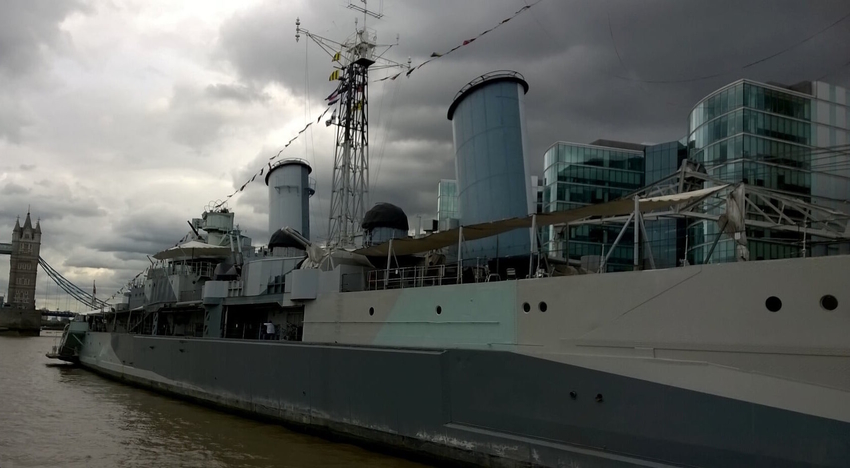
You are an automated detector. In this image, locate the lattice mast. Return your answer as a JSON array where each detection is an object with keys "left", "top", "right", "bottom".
[{"left": 297, "top": 1, "right": 408, "bottom": 248}]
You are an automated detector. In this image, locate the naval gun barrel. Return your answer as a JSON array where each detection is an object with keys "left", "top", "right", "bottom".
[
  {"left": 282, "top": 226, "right": 328, "bottom": 268},
  {"left": 282, "top": 227, "right": 311, "bottom": 248}
]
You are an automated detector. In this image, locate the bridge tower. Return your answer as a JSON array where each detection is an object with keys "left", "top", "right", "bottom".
[{"left": 8, "top": 211, "right": 41, "bottom": 310}]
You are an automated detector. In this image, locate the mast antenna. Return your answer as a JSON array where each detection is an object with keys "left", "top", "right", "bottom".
[
  {"left": 297, "top": 0, "right": 407, "bottom": 249},
  {"left": 348, "top": 0, "right": 384, "bottom": 20}
]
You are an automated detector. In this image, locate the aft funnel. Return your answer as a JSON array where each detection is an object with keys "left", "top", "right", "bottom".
[
  {"left": 448, "top": 71, "right": 533, "bottom": 260},
  {"left": 265, "top": 159, "right": 315, "bottom": 241}
]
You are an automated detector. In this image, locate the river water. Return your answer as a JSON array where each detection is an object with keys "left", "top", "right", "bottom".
[{"left": 0, "top": 334, "right": 431, "bottom": 468}]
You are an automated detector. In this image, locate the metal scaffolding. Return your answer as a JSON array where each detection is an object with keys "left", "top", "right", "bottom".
[
  {"left": 564, "top": 160, "right": 850, "bottom": 270},
  {"left": 297, "top": 1, "right": 409, "bottom": 248}
]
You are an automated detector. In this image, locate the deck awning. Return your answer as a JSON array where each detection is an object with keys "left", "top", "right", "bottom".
[
  {"left": 354, "top": 185, "right": 728, "bottom": 257},
  {"left": 153, "top": 240, "right": 232, "bottom": 260}
]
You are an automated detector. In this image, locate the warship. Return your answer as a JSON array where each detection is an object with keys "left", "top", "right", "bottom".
[{"left": 49, "top": 6, "right": 850, "bottom": 468}]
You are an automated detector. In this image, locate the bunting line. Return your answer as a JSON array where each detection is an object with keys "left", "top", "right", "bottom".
[
  {"left": 374, "top": 1, "right": 542, "bottom": 82},
  {"left": 105, "top": 269, "right": 148, "bottom": 303},
  {"left": 101, "top": 0, "right": 543, "bottom": 301},
  {"left": 317, "top": 107, "right": 330, "bottom": 123},
  {"left": 105, "top": 1, "right": 544, "bottom": 306},
  {"left": 214, "top": 115, "right": 325, "bottom": 208}
]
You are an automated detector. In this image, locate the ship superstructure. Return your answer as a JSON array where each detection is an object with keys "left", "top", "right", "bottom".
[
  {"left": 53, "top": 133, "right": 850, "bottom": 468},
  {"left": 59, "top": 203, "right": 850, "bottom": 467},
  {"left": 47, "top": 8, "right": 850, "bottom": 467}
]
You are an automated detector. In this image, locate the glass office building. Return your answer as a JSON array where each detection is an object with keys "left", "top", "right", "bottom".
[
  {"left": 539, "top": 80, "right": 849, "bottom": 271},
  {"left": 687, "top": 79, "right": 850, "bottom": 263},
  {"left": 438, "top": 176, "right": 542, "bottom": 231},
  {"left": 542, "top": 141, "right": 645, "bottom": 271},
  {"left": 531, "top": 175, "right": 544, "bottom": 214},
  {"left": 644, "top": 140, "right": 689, "bottom": 269},
  {"left": 437, "top": 179, "right": 459, "bottom": 231},
  {"left": 645, "top": 140, "right": 689, "bottom": 185}
]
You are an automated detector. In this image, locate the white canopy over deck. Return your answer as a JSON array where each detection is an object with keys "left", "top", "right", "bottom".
[{"left": 354, "top": 185, "right": 729, "bottom": 257}]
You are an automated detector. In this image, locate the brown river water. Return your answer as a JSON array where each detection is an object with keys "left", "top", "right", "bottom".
[{"left": 0, "top": 333, "right": 433, "bottom": 468}]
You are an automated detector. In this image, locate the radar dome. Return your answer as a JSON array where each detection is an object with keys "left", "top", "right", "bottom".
[{"left": 362, "top": 203, "right": 409, "bottom": 232}]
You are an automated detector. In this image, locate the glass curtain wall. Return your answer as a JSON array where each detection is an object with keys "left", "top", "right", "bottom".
[
  {"left": 543, "top": 142, "right": 644, "bottom": 271},
  {"left": 644, "top": 141, "right": 689, "bottom": 269},
  {"left": 437, "top": 179, "right": 459, "bottom": 231},
  {"left": 687, "top": 81, "right": 817, "bottom": 263}
]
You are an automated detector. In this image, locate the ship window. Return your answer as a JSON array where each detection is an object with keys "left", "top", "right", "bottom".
[
  {"left": 765, "top": 296, "right": 782, "bottom": 312},
  {"left": 538, "top": 301, "right": 548, "bottom": 312},
  {"left": 522, "top": 302, "right": 531, "bottom": 313},
  {"left": 436, "top": 305, "right": 442, "bottom": 315},
  {"left": 820, "top": 295, "right": 838, "bottom": 311},
  {"left": 369, "top": 307, "right": 374, "bottom": 316}
]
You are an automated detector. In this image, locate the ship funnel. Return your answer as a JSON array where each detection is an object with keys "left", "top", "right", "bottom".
[
  {"left": 447, "top": 70, "right": 532, "bottom": 260},
  {"left": 265, "top": 159, "right": 315, "bottom": 241}
]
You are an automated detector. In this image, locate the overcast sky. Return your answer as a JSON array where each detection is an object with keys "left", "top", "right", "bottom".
[{"left": 2, "top": 0, "right": 849, "bottom": 310}]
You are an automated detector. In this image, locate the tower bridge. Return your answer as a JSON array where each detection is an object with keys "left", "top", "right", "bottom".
[{"left": 1, "top": 211, "right": 105, "bottom": 335}]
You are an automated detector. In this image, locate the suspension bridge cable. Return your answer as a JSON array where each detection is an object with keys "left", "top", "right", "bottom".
[{"left": 37, "top": 257, "right": 108, "bottom": 309}]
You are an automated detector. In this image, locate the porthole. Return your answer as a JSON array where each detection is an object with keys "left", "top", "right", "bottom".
[
  {"left": 765, "top": 296, "right": 782, "bottom": 312},
  {"left": 538, "top": 301, "right": 548, "bottom": 312},
  {"left": 522, "top": 302, "right": 531, "bottom": 313},
  {"left": 369, "top": 307, "right": 374, "bottom": 316},
  {"left": 436, "top": 305, "right": 442, "bottom": 315},
  {"left": 820, "top": 295, "right": 838, "bottom": 311},
  {"left": 569, "top": 391, "right": 577, "bottom": 400},
  {"left": 595, "top": 393, "right": 604, "bottom": 403}
]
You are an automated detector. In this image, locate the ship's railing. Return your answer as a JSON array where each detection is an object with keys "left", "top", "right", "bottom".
[
  {"left": 359, "top": 258, "right": 533, "bottom": 292},
  {"left": 148, "top": 262, "right": 214, "bottom": 280},
  {"left": 366, "top": 265, "right": 455, "bottom": 291}
]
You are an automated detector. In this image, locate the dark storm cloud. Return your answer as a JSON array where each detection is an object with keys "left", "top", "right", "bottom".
[
  {"left": 167, "top": 84, "right": 252, "bottom": 151},
  {"left": 62, "top": 253, "right": 145, "bottom": 271},
  {"left": 0, "top": 0, "right": 87, "bottom": 78},
  {"left": 210, "top": 1, "right": 850, "bottom": 232},
  {"left": 0, "top": 1, "right": 88, "bottom": 143},
  {"left": 216, "top": 1, "right": 345, "bottom": 89},
  {"left": 53, "top": 248, "right": 149, "bottom": 299},
  {"left": 3, "top": 0, "right": 850, "bottom": 302},
  {"left": 94, "top": 206, "right": 192, "bottom": 256},
  {"left": 0, "top": 88, "right": 33, "bottom": 143},
  {"left": 369, "top": 139, "right": 456, "bottom": 222},
  {"left": 214, "top": 0, "right": 850, "bottom": 235},
  {"left": 235, "top": 136, "right": 456, "bottom": 241},
  {"left": 0, "top": 181, "right": 105, "bottom": 222},
  {"left": 113, "top": 251, "right": 149, "bottom": 262},
  {"left": 218, "top": 0, "right": 850, "bottom": 124}
]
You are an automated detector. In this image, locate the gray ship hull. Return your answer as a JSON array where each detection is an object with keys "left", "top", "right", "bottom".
[{"left": 79, "top": 331, "right": 849, "bottom": 467}]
